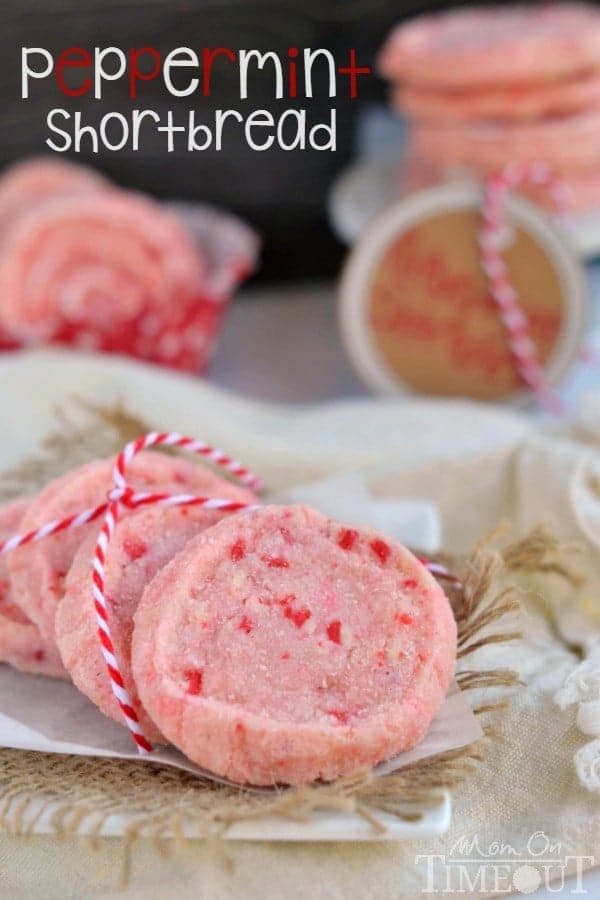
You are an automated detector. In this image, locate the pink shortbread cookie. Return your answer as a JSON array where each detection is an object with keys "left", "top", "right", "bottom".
[
  {"left": 132, "top": 505, "right": 457, "bottom": 786},
  {"left": 0, "top": 190, "right": 205, "bottom": 346},
  {"left": 394, "top": 72, "right": 600, "bottom": 122},
  {"left": 399, "top": 156, "right": 600, "bottom": 215},
  {"left": 557, "top": 169, "right": 600, "bottom": 214},
  {"left": 56, "top": 484, "right": 256, "bottom": 741},
  {"left": 378, "top": 4, "right": 600, "bottom": 89},
  {"left": 0, "top": 499, "right": 66, "bottom": 678},
  {"left": 9, "top": 452, "right": 246, "bottom": 643},
  {"left": 409, "top": 107, "right": 600, "bottom": 173},
  {"left": 0, "top": 157, "right": 108, "bottom": 242}
]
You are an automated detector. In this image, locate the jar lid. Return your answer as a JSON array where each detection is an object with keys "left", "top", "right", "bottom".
[{"left": 338, "top": 182, "right": 587, "bottom": 403}]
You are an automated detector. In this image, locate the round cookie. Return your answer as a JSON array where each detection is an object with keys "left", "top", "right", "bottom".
[
  {"left": 394, "top": 73, "right": 600, "bottom": 123},
  {"left": 559, "top": 169, "right": 600, "bottom": 214},
  {"left": 378, "top": 4, "right": 600, "bottom": 89},
  {"left": 9, "top": 452, "right": 248, "bottom": 643},
  {"left": 0, "top": 157, "right": 108, "bottom": 242},
  {"left": 56, "top": 482, "right": 256, "bottom": 740},
  {"left": 132, "top": 504, "right": 457, "bottom": 785},
  {"left": 0, "top": 499, "right": 66, "bottom": 678},
  {"left": 0, "top": 190, "right": 205, "bottom": 343},
  {"left": 486, "top": 166, "right": 600, "bottom": 215},
  {"left": 410, "top": 108, "right": 600, "bottom": 173},
  {"left": 398, "top": 157, "right": 600, "bottom": 215}
]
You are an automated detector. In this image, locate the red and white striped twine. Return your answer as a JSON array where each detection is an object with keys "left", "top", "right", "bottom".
[
  {"left": 93, "top": 431, "right": 263, "bottom": 753},
  {"left": 111, "top": 431, "right": 262, "bottom": 495},
  {"left": 416, "top": 556, "right": 462, "bottom": 587},
  {"left": 480, "top": 162, "right": 569, "bottom": 416},
  {"left": 0, "top": 431, "right": 462, "bottom": 753},
  {"left": 0, "top": 501, "right": 109, "bottom": 557}
]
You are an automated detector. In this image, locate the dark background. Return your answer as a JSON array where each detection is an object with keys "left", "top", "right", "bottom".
[{"left": 1, "top": 1, "right": 590, "bottom": 281}]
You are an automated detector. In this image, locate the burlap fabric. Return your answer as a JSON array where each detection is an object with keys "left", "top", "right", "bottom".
[{"left": 0, "top": 351, "right": 597, "bottom": 899}]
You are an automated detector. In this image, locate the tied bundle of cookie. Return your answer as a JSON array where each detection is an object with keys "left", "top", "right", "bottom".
[
  {"left": 0, "top": 447, "right": 456, "bottom": 786},
  {"left": 378, "top": 3, "right": 600, "bottom": 217},
  {"left": 0, "top": 158, "right": 258, "bottom": 371}
]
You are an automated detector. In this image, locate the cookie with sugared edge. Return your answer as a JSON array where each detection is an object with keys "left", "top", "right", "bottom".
[
  {"left": 9, "top": 451, "right": 252, "bottom": 644},
  {"left": 0, "top": 157, "right": 108, "bottom": 242},
  {"left": 394, "top": 73, "right": 600, "bottom": 123},
  {"left": 56, "top": 481, "right": 256, "bottom": 741},
  {"left": 0, "top": 499, "right": 67, "bottom": 678},
  {"left": 399, "top": 155, "right": 600, "bottom": 215},
  {"left": 132, "top": 504, "right": 457, "bottom": 785},
  {"left": 378, "top": 4, "right": 600, "bottom": 89},
  {"left": 409, "top": 107, "right": 600, "bottom": 173}
]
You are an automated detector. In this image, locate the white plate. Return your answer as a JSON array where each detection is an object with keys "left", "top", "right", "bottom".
[
  {"left": 329, "top": 158, "right": 600, "bottom": 259},
  {"left": 0, "top": 348, "right": 458, "bottom": 842},
  {"left": 10, "top": 792, "right": 451, "bottom": 842}
]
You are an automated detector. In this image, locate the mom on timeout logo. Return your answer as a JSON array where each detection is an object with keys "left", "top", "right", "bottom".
[{"left": 415, "top": 831, "right": 594, "bottom": 894}]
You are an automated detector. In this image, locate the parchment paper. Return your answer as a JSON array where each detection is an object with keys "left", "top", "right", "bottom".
[{"left": 0, "top": 470, "right": 482, "bottom": 786}]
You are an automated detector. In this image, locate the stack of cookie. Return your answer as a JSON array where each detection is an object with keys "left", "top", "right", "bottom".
[
  {"left": 0, "top": 451, "right": 456, "bottom": 785},
  {"left": 378, "top": 3, "right": 600, "bottom": 215}
]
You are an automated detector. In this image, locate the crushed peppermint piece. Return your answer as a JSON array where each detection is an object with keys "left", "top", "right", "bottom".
[
  {"left": 185, "top": 669, "right": 203, "bottom": 695},
  {"left": 122, "top": 538, "right": 147, "bottom": 561},
  {"left": 370, "top": 538, "right": 391, "bottom": 564},
  {"left": 338, "top": 528, "right": 358, "bottom": 550},
  {"left": 326, "top": 620, "right": 342, "bottom": 644},
  {"left": 230, "top": 539, "right": 246, "bottom": 562}
]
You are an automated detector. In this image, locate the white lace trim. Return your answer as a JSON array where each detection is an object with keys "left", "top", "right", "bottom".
[{"left": 555, "top": 644, "right": 600, "bottom": 792}]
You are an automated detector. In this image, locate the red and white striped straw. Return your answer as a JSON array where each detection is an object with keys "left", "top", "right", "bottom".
[
  {"left": 0, "top": 430, "right": 463, "bottom": 754},
  {"left": 479, "top": 163, "right": 568, "bottom": 416}
]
